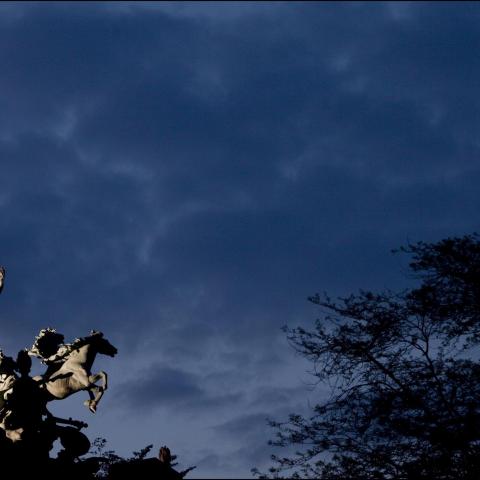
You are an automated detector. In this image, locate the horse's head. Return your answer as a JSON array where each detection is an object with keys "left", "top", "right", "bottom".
[{"left": 89, "top": 331, "right": 118, "bottom": 358}]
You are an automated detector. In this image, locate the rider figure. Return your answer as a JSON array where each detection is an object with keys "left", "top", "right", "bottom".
[{"left": 28, "top": 328, "right": 74, "bottom": 380}]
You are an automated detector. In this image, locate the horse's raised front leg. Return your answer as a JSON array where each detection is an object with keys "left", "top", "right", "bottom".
[
  {"left": 84, "top": 371, "right": 108, "bottom": 413},
  {"left": 90, "top": 371, "right": 107, "bottom": 391}
]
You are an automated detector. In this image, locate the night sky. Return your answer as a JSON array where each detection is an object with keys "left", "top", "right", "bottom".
[{"left": 1, "top": 2, "right": 479, "bottom": 478}]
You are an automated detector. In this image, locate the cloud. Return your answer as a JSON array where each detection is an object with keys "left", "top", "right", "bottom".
[{"left": 115, "top": 364, "right": 244, "bottom": 415}]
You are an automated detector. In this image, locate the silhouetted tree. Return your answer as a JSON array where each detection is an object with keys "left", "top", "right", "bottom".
[{"left": 256, "top": 234, "right": 480, "bottom": 479}]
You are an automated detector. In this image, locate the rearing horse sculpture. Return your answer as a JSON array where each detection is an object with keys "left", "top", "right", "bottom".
[{"left": 31, "top": 331, "right": 118, "bottom": 413}]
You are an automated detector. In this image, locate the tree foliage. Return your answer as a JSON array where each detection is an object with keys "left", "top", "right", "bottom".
[{"left": 257, "top": 234, "right": 480, "bottom": 479}]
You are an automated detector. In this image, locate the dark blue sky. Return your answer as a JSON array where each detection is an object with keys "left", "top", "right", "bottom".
[{"left": 1, "top": 2, "right": 479, "bottom": 477}]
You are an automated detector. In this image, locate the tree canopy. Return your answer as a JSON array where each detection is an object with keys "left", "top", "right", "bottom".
[{"left": 257, "top": 234, "right": 480, "bottom": 479}]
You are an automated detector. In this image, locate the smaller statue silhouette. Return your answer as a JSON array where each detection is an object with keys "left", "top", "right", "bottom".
[{"left": 0, "top": 266, "right": 5, "bottom": 294}]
